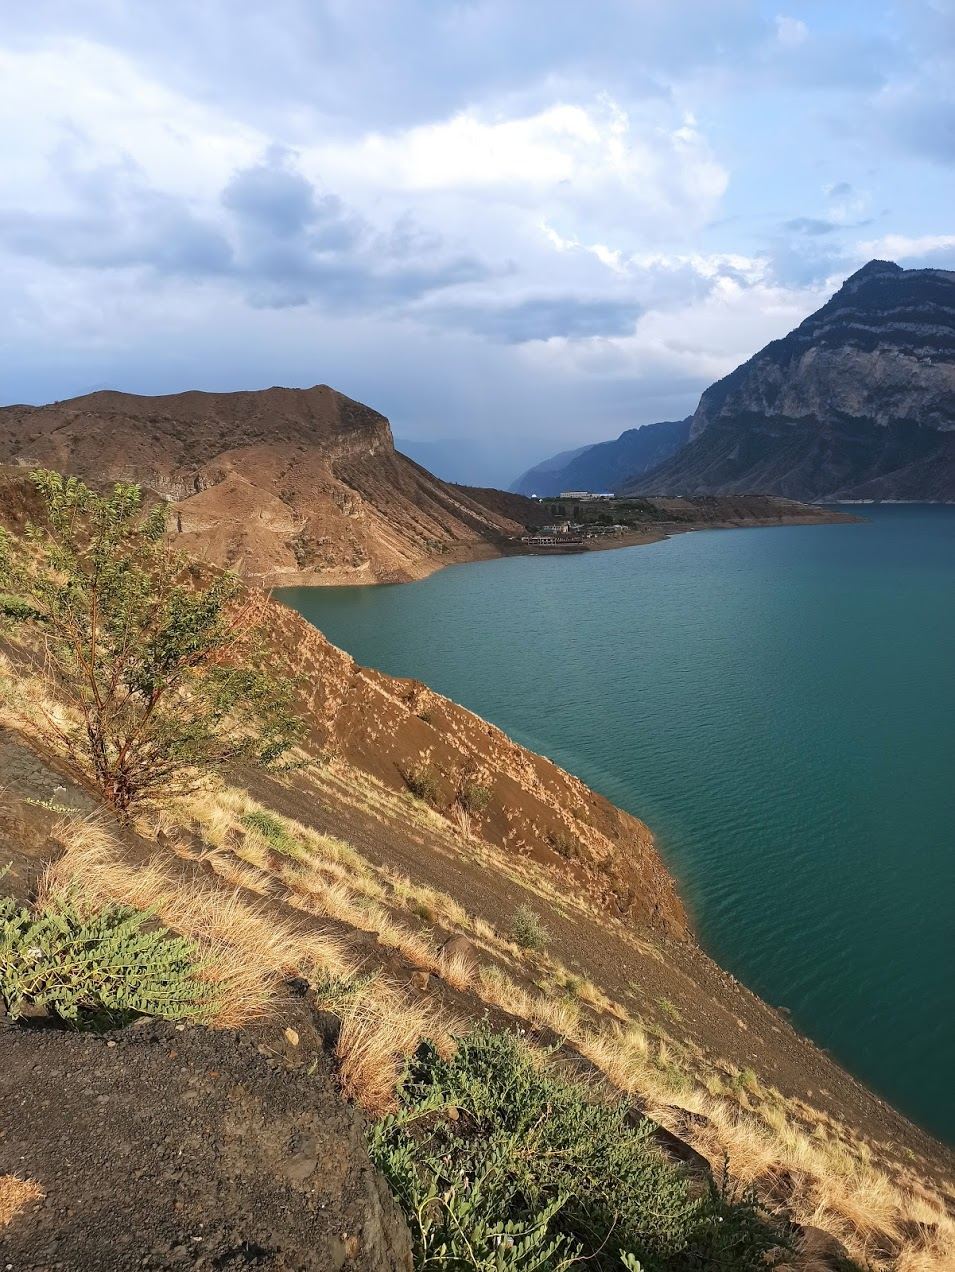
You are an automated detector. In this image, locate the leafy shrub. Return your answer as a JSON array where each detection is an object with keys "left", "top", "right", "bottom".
[
  {"left": 0, "top": 891, "right": 213, "bottom": 1026},
  {"left": 405, "top": 764, "right": 440, "bottom": 803},
  {"left": 458, "top": 782, "right": 491, "bottom": 815},
  {"left": 0, "top": 471, "right": 303, "bottom": 813},
  {"left": 548, "top": 829, "right": 578, "bottom": 860},
  {"left": 369, "top": 1028, "right": 778, "bottom": 1271},
  {"left": 511, "top": 904, "right": 548, "bottom": 951}
]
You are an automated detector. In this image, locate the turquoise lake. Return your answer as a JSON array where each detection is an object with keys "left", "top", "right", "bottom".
[{"left": 278, "top": 506, "right": 955, "bottom": 1146}]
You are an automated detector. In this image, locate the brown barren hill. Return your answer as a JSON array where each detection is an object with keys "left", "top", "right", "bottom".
[{"left": 0, "top": 385, "right": 523, "bottom": 585}]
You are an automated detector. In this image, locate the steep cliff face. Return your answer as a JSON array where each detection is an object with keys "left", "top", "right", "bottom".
[
  {"left": 627, "top": 260, "right": 955, "bottom": 501},
  {"left": 0, "top": 385, "right": 523, "bottom": 584},
  {"left": 513, "top": 418, "right": 691, "bottom": 496},
  {"left": 267, "top": 599, "right": 689, "bottom": 935}
]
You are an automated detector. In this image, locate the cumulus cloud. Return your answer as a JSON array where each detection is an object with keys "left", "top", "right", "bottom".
[{"left": 0, "top": 0, "right": 953, "bottom": 479}]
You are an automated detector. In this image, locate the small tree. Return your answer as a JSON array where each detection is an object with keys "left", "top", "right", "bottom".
[{"left": 0, "top": 471, "right": 303, "bottom": 813}]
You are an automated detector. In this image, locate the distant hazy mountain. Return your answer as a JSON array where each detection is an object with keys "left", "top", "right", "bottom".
[
  {"left": 626, "top": 260, "right": 955, "bottom": 502},
  {"left": 396, "top": 436, "right": 554, "bottom": 490},
  {"left": 512, "top": 419, "right": 691, "bottom": 496}
]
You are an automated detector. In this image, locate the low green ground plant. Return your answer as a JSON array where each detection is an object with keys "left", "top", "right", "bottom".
[
  {"left": 369, "top": 1028, "right": 780, "bottom": 1271},
  {"left": 0, "top": 887, "right": 213, "bottom": 1026},
  {"left": 241, "top": 809, "right": 308, "bottom": 860}
]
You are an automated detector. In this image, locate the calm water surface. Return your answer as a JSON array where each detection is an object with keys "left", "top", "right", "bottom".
[{"left": 278, "top": 507, "right": 955, "bottom": 1145}]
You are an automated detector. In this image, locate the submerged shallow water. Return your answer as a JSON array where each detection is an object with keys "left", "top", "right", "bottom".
[{"left": 278, "top": 506, "right": 955, "bottom": 1145}]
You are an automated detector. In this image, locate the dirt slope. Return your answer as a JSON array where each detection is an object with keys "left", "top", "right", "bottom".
[
  {"left": 266, "top": 599, "right": 688, "bottom": 934},
  {"left": 0, "top": 386, "right": 523, "bottom": 585},
  {"left": 0, "top": 1018, "right": 412, "bottom": 1272}
]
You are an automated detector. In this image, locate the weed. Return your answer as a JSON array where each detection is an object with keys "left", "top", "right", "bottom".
[
  {"left": 23, "top": 797, "right": 83, "bottom": 815},
  {"left": 370, "top": 1028, "right": 779, "bottom": 1271},
  {"left": 458, "top": 782, "right": 491, "bottom": 815},
  {"left": 511, "top": 904, "right": 548, "bottom": 951},
  {"left": 403, "top": 764, "right": 440, "bottom": 803},
  {"left": 548, "top": 828, "right": 578, "bottom": 860},
  {"left": 659, "top": 997, "right": 683, "bottom": 1022},
  {"left": 240, "top": 810, "right": 307, "bottom": 860},
  {"left": 0, "top": 890, "right": 214, "bottom": 1025}
]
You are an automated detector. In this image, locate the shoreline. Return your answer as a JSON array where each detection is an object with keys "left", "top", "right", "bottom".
[{"left": 268, "top": 506, "right": 861, "bottom": 588}]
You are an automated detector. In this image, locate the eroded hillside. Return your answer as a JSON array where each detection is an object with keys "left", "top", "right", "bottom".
[{"left": 0, "top": 385, "right": 523, "bottom": 585}]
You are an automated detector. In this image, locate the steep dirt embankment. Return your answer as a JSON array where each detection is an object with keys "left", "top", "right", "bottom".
[
  {"left": 0, "top": 386, "right": 523, "bottom": 586},
  {"left": 268, "top": 600, "right": 688, "bottom": 936}
]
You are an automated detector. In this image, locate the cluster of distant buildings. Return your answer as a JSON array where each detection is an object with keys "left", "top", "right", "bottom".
[{"left": 528, "top": 490, "right": 615, "bottom": 501}]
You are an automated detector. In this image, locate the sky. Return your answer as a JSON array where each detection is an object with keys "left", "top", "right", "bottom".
[{"left": 2, "top": 1, "right": 954, "bottom": 482}]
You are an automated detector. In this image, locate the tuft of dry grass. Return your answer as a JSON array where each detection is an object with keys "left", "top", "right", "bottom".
[
  {"left": 336, "top": 989, "right": 448, "bottom": 1115},
  {"left": 0, "top": 1176, "right": 44, "bottom": 1229},
  {"left": 43, "top": 818, "right": 356, "bottom": 1027},
  {"left": 436, "top": 946, "right": 476, "bottom": 991}
]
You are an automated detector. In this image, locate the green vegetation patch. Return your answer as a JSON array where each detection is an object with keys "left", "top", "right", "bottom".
[
  {"left": 0, "top": 887, "right": 214, "bottom": 1027},
  {"left": 511, "top": 903, "right": 549, "bottom": 951},
  {"left": 241, "top": 809, "right": 308, "bottom": 860},
  {"left": 369, "top": 1028, "right": 780, "bottom": 1271},
  {"left": 404, "top": 764, "right": 441, "bottom": 803}
]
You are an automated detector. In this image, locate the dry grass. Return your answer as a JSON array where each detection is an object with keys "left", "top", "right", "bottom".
[
  {"left": 0, "top": 1176, "right": 44, "bottom": 1229},
  {"left": 44, "top": 786, "right": 955, "bottom": 1269},
  {"left": 436, "top": 946, "right": 476, "bottom": 990},
  {"left": 336, "top": 989, "right": 448, "bottom": 1115},
  {"left": 43, "top": 818, "right": 356, "bottom": 1027}
]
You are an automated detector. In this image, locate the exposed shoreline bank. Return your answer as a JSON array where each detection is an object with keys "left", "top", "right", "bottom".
[{"left": 267, "top": 506, "right": 861, "bottom": 588}]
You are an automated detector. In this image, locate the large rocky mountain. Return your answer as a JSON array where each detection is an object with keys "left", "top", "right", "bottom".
[
  {"left": 512, "top": 418, "right": 691, "bottom": 495},
  {"left": 626, "top": 260, "right": 955, "bottom": 501},
  {"left": 0, "top": 385, "right": 522, "bottom": 585}
]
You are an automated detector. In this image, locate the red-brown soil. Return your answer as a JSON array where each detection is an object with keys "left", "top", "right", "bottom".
[{"left": 0, "top": 387, "right": 522, "bottom": 586}]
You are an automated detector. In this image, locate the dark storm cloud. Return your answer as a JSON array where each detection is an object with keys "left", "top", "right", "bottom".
[
  {"left": 432, "top": 295, "right": 643, "bottom": 343},
  {"left": 0, "top": 146, "right": 493, "bottom": 311},
  {"left": 0, "top": 153, "right": 233, "bottom": 277}
]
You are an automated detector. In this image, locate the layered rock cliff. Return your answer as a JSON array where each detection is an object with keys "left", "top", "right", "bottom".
[
  {"left": 626, "top": 260, "right": 955, "bottom": 501},
  {"left": 0, "top": 385, "right": 523, "bottom": 584}
]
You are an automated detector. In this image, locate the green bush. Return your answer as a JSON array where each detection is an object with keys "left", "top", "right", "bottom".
[
  {"left": 369, "top": 1028, "right": 779, "bottom": 1271},
  {"left": 405, "top": 764, "right": 440, "bottom": 803},
  {"left": 548, "top": 829, "right": 578, "bottom": 860},
  {"left": 0, "top": 471, "right": 303, "bottom": 814},
  {"left": 511, "top": 904, "right": 548, "bottom": 951},
  {"left": 458, "top": 782, "right": 492, "bottom": 815},
  {"left": 0, "top": 890, "right": 213, "bottom": 1026}
]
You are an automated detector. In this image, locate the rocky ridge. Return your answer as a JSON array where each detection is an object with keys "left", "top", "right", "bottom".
[
  {"left": 627, "top": 260, "right": 955, "bottom": 501},
  {"left": 0, "top": 385, "right": 523, "bottom": 585}
]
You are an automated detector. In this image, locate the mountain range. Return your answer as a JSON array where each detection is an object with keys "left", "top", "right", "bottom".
[
  {"left": 512, "top": 418, "right": 690, "bottom": 495},
  {"left": 521, "top": 260, "right": 955, "bottom": 503}
]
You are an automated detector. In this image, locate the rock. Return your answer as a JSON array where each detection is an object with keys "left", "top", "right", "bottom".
[
  {"left": 793, "top": 1223, "right": 853, "bottom": 1268},
  {"left": 624, "top": 1108, "right": 710, "bottom": 1176},
  {"left": 439, "top": 935, "right": 478, "bottom": 967},
  {"left": 284, "top": 1027, "right": 300, "bottom": 1047},
  {"left": 409, "top": 971, "right": 431, "bottom": 992},
  {"left": 629, "top": 259, "right": 955, "bottom": 502}
]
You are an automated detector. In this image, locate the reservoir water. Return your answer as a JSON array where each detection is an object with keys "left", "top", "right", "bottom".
[{"left": 278, "top": 506, "right": 955, "bottom": 1146}]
